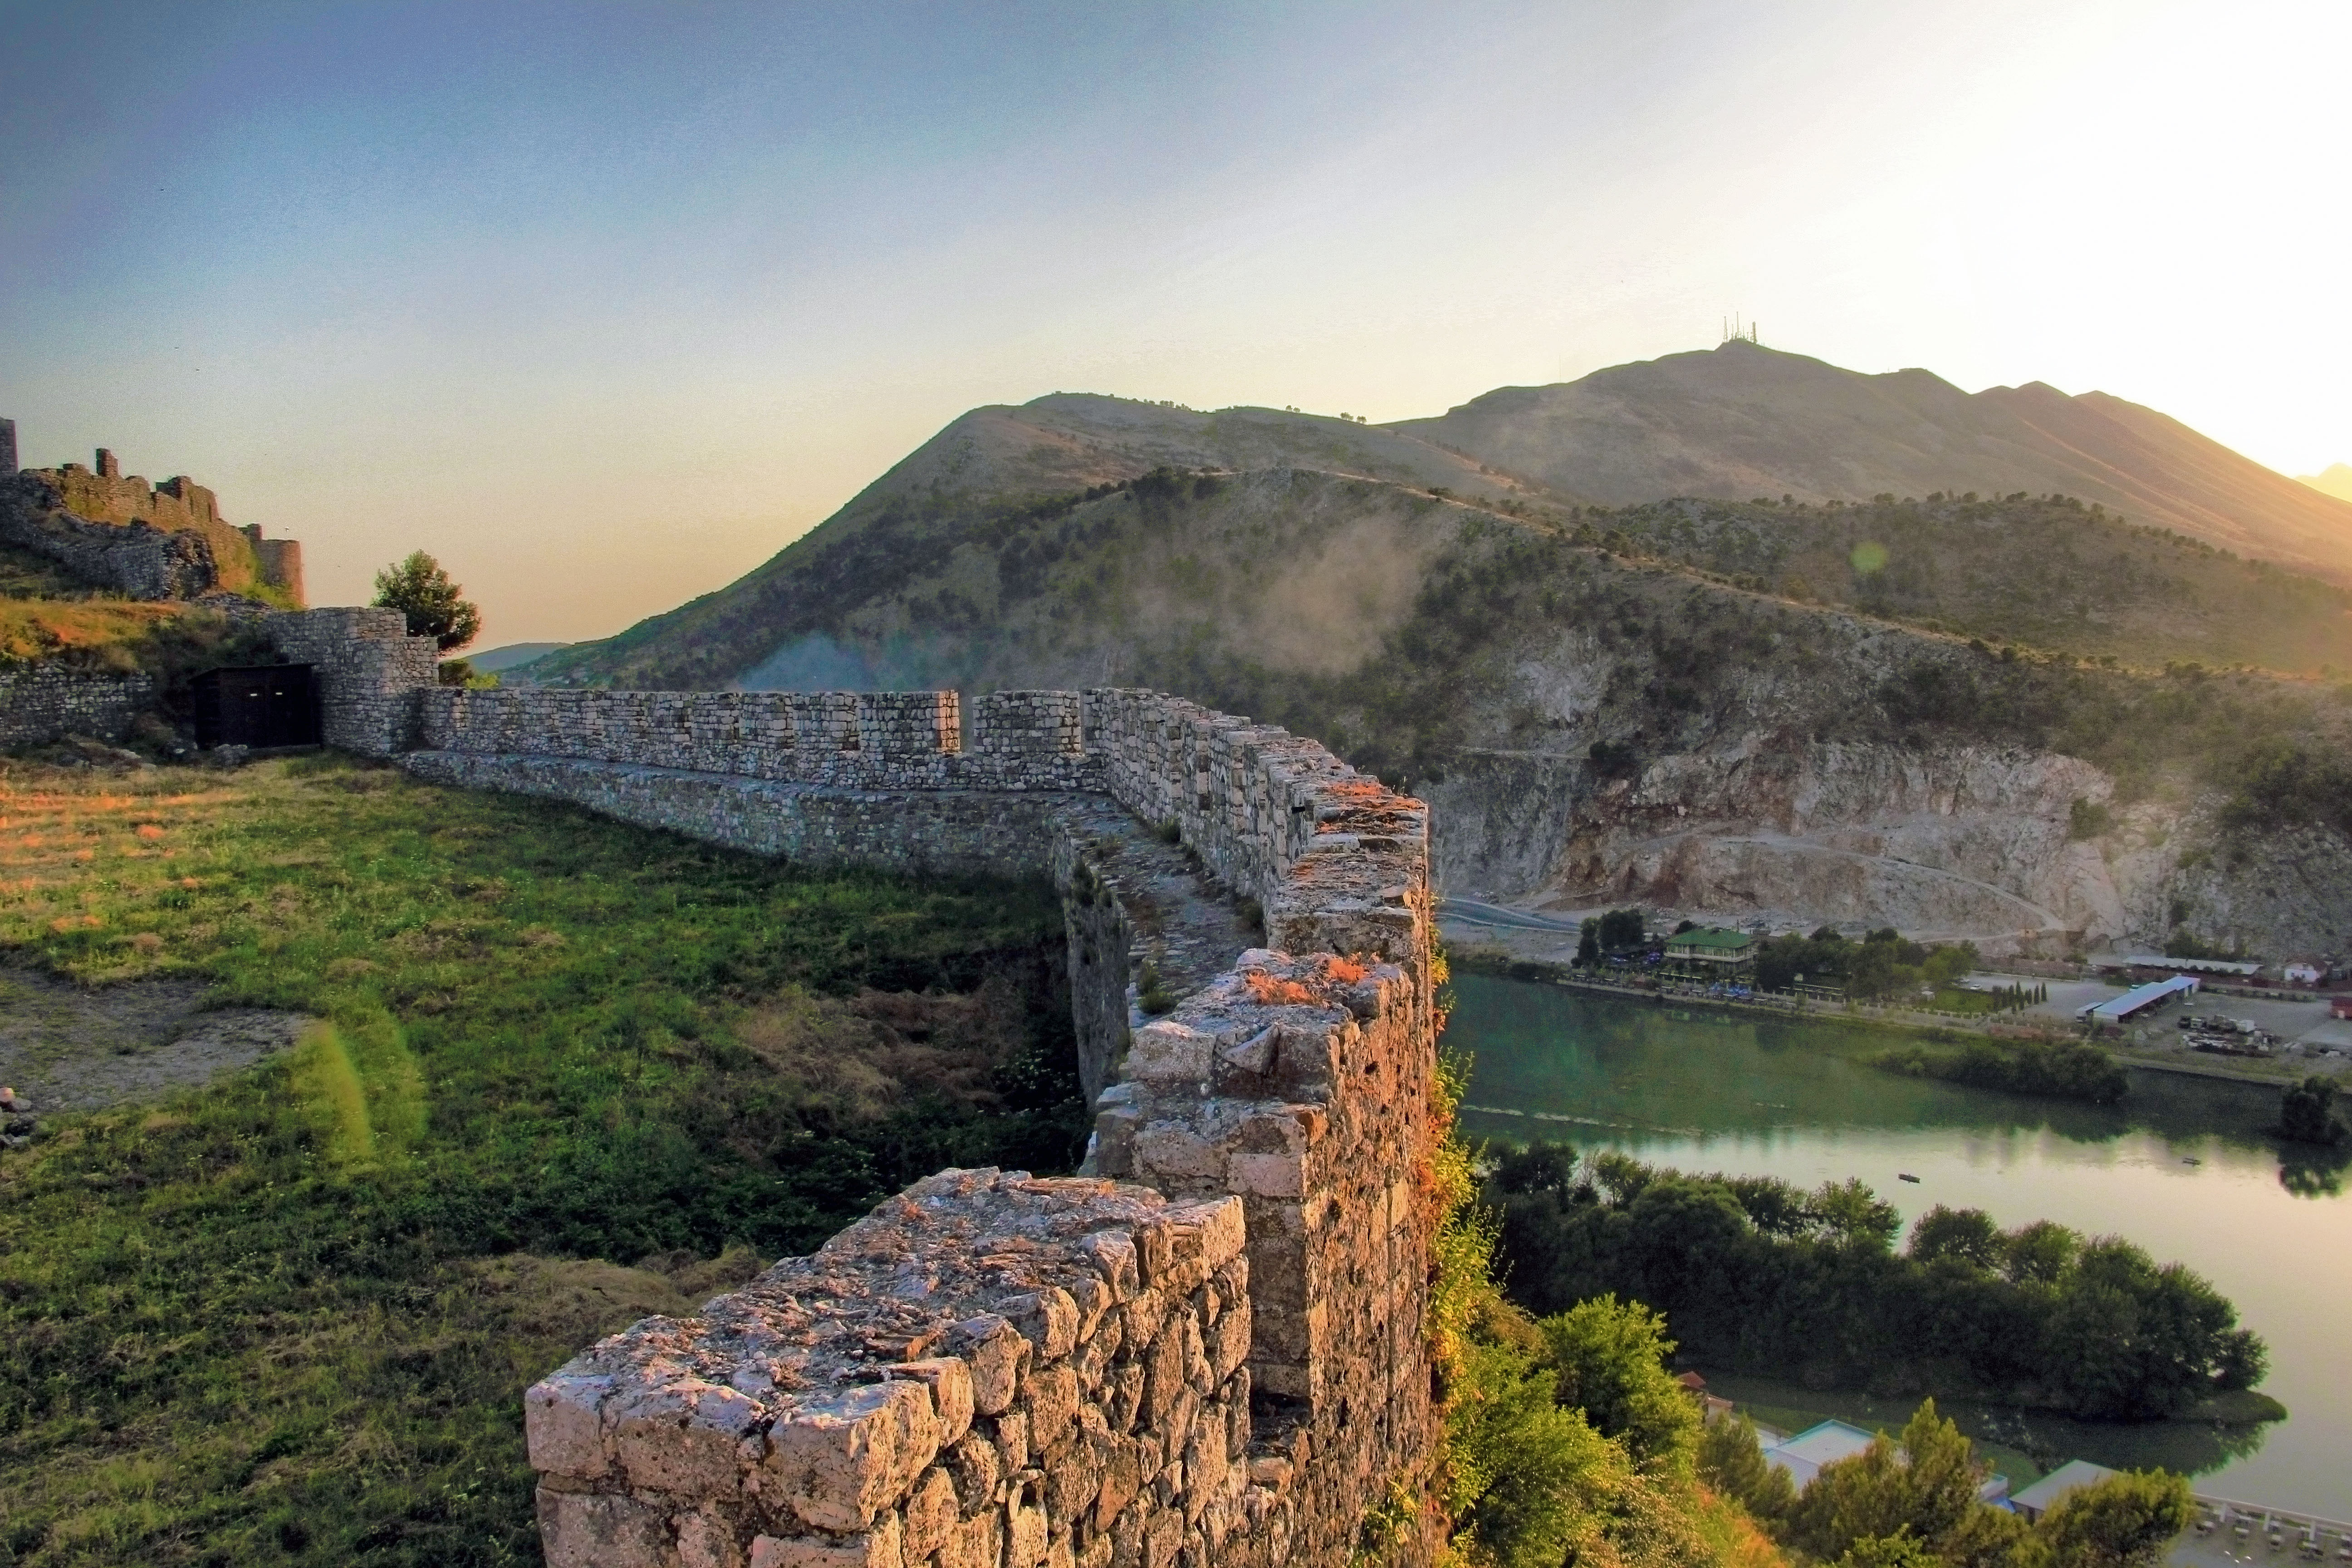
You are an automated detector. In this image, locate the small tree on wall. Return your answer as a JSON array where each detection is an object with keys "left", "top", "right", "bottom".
[{"left": 372, "top": 551, "right": 481, "bottom": 652}]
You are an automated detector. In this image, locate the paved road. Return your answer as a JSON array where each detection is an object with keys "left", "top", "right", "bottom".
[{"left": 1438, "top": 898, "right": 1586, "bottom": 933}]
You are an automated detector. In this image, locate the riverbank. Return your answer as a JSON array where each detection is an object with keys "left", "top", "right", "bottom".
[
  {"left": 1445, "top": 973, "right": 2347, "bottom": 1514},
  {"left": 1702, "top": 1373, "right": 2285, "bottom": 1498},
  {"left": 1445, "top": 942, "right": 2312, "bottom": 1090}
]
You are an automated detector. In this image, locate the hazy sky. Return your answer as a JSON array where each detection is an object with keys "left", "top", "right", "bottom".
[{"left": 3, "top": 0, "right": 2345, "bottom": 644}]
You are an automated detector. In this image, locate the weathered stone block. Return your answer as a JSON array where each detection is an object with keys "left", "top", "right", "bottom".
[
  {"left": 766, "top": 1381, "right": 940, "bottom": 1531},
  {"left": 1077, "top": 1232, "right": 1137, "bottom": 1303},
  {"left": 538, "top": 1487, "right": 673, "bottom": 1568},
  {"left": 903, "top": 1465, "right": 960, "bottom": 1560},
  {"left": 1003, "top": 1288, "right": 1080, "bottom": 1361},
  {"left": 1023, "top": 1362, "right": 1081, "bottom": 1455},
  {"left": 1126, "top": 1020, "right": 1211, "bottom": 1085},
  {"left": 751, "top": 1513, "right": 903, "bottom": 1568},
  {"left": 611, "top": 1376, "right": 765, "bottom": 1497},
  {"left": 952, "top": 1315, "right": 1033, "bottom": 1416},
  {"left": 525, "top": 1371, "right": 615, "bottom": 1480},
  {"left": 897, "top": 1359, "right": 975, "bottom": 1446}
]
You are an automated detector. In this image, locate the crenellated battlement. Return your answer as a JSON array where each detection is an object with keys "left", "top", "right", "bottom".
[{"left": 0, "top": 422, "right": 304, "bottom": 603}]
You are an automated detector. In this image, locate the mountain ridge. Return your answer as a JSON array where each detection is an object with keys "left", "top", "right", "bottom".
[
  {"left": 2300, "top": 463, "right": 2352, "bottom": 504},
  {"left": 1393, "top": 340, "right": 2352, "bottom": 582}
]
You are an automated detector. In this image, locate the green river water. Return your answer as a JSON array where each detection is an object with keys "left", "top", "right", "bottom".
[{"left": 1447, "top": 973, "right": 2352, "bottom": 1517}]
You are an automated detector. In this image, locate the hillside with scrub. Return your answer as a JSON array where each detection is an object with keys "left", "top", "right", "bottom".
[{"left": 531, "top": 397, "right": 2352, "bottom": 957}]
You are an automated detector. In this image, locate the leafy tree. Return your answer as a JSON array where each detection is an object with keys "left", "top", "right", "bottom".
[
  {"left": 1809, "top": 1177, "right": 1901, "bottom": 1250},
  {"left": 1488, "top": 1152, "right": 2266, "bottom": 1419},
  {"left": 1537, "top": 1296, "right": 1701, "bottom": 1477},
  {"left": 1908, "top": 1206, "right": 2004, "bottom": 1269},
  {"left": 1597, "top": 907, "right": 1648, "bottom": 951},
  {"left": 1784, "top": 1401, "right": 2021, "bottom": 1567},
  {"left": 1696, "top": 1411, "right": 1794, "bottom": 1523},
  {"left": 372, "top": 549, "right": 482, "bottom": 652},
  {"left": 2214, "top": 1327, "right": 2270, "bottom": 1392},
  {"left": 1446, "top": 1335, "right": 1624, "bottom": 1568},
  {"left": 1491, "top": 1142, "right": 1578, "bottom": 1197},
  {"left": 1832, "top": 1529, "right": 1940, "bottom": 1568},
  {"left": 2019, "top": 1470, "right": 2192, "bottom": 1568},
  {"left": 1577, "top": 917, "right": 1601, "bottom": 966},
  {"left": 2278, "top": 1076, "right": 2345, "bottom": 1145},
  {"left": 2000, "top": 1220, "right": 2079, "bottom": 1285}
]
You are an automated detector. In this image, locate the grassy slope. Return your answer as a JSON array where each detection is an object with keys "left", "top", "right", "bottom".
[
  {"left": 0, "top": 599, "right": 184, "bottom": 667},
  {"left": 0, "top": 757, "right": 1086, "bottom": 1565},
  {"left": 0, "top": 542, "right": 186, "bottom": 670}
]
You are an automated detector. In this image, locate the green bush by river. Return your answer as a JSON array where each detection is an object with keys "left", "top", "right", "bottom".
[{"left": 1487, "top": 1145, "right": 2275, "bottom": 1423}]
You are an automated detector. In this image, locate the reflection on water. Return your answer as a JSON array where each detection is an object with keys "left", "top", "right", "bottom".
[
  {"left": 1447, "top": 974, "right": 2352, "bottom": 1518},
  {"left": 1700, "top": 1372, "right": 2271, "bottom": 1487}
]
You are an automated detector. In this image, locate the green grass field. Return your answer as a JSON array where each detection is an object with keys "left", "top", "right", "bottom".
[{"left": 0, "top": 755, "right": 1085, "bottom": 1565}]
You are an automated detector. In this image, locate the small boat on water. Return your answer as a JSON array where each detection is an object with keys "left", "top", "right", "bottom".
[{"left": 1898, "top": 1172, "right": 1921, "bottom": 1183}]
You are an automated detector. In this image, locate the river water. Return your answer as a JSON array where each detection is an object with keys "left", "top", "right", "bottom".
[{"left": 1447, "top": 973, "right": 2352, "bottom": 1517}]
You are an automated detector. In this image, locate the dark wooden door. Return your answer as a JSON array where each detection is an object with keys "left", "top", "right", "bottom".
[{"left": 191, "top": 665, "right": 322, "bottom": 749}]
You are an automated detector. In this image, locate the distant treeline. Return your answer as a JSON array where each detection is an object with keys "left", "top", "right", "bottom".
[
  {"left": 1488, "top": 1146, "right": 2269, "bottom": 1420},
  {"left": 1750, "top": 927, "right": 1973, "bottom": 1000},
  {"left": 1872, "top": 1038, "right": 2127, "bottom": 1103}
]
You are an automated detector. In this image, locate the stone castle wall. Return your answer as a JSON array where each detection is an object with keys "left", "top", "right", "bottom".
[
  {"left": 0, "top": 666, "right": 155, "bottom": 750},
  {"left": 266, "top": 607, "right": 440, "bottom": 754},
  {"left": 416, "top": 689, "right": 1104, "bottom": 792},
  {"left": 528, "top": 1171, "right": 1286, "bottom": 1568},
  {"left": 243, "top": 528, "right": 304, "bottom": 604},
  {"left": 267, "top": 627, "right": 1438, "bottom": 1568},
  {"left": 0, "top": 472, "right": 218, "bottom": 600}
]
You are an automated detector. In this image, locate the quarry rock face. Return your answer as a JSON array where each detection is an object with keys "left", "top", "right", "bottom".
[
  {"left": 1436, "top": 729, "right": 2352, "bottom": 956},
  {"left": 1429, "top": 609, "right": 2352, "bottom": 956},
  {"left": 274, "top": 627, "right": 1441, "bottom": 1568}
]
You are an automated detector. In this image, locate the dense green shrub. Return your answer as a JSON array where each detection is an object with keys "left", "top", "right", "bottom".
[
  {"left": 2278, "top": 1075, "right": 2346, "bottom": 1145},
  {"left": 1872, "top": 1039, "right": 2127, "bottom": 1104},
  {"left": 1487, "top": 1147, "right": 2268, "bottom": 1419}
]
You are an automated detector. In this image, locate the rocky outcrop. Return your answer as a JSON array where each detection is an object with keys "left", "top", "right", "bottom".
[{"left": 1432, "top": 732, "right": 2352, "bottom": 957}]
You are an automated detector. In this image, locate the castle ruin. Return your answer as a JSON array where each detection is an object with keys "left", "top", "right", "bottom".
[
  {"left": 258, "top": 612, "right": 1444, "bottom": 1568},
  {"left": 0, "top": 421, "right": 304, "bottom": 603}
]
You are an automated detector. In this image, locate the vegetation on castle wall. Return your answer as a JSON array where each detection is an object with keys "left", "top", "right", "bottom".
[{"left": 0, "top": 757, "right": 1087, "bottom": 1565}]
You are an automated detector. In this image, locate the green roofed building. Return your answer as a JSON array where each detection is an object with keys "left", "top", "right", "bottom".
[{"left": 1664, "top": 926, "right": 1757, "bottom": 979}]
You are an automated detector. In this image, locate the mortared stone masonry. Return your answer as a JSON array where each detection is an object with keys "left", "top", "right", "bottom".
[{"left": 239, "top": 620, "right": 1444, "bottom": 1568}]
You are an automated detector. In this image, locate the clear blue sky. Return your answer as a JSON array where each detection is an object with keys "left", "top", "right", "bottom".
[{"left": 3, "top": 0, "right": 2344, "bottom": 642}]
